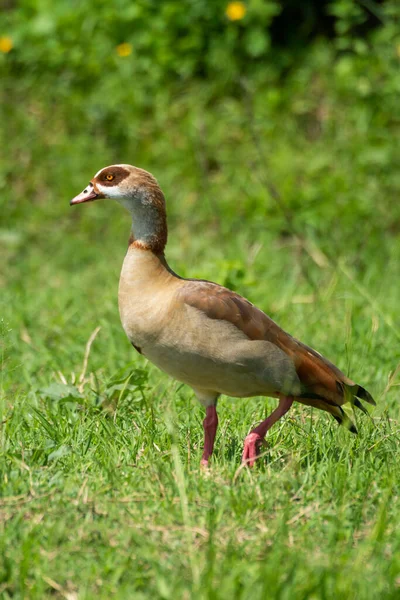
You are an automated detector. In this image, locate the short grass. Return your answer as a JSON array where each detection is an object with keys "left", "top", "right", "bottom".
[{"left": 1, "top": 76, "right": 400, "bottom": 598}]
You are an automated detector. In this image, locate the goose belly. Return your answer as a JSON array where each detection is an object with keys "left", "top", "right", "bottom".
[{"left": 139, "top": 312, "right": 299, "bottom": 398}]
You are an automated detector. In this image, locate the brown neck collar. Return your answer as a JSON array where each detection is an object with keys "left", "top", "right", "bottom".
[{"left": 128, "top": 231, "right": 167, "bottom": 255}]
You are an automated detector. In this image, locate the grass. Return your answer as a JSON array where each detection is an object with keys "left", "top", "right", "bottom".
[{"left": 1, "top": 68, "right": 400, "bottom": 598}]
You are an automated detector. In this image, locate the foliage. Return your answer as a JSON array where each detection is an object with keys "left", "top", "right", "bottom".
[
  {"left": 2, "top": 0, "right": 280, "bottom": 96},
  {"left": 1, "top": 1, "right": 398, "bottom": 101}
]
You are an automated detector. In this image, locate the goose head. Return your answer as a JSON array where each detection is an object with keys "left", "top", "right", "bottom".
[
  {"left": 70, "top": 164, "right": 167, "bottom": 253},
  {"left": 70, "top": 165, "right": 163, "bottom": 206}
]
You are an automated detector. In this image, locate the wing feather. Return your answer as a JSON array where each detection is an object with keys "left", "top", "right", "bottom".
[{"left": 179, "top": 280, "right": 374, "bottom": 419}]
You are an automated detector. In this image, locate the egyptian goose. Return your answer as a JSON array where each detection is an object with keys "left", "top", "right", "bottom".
[{"left": 70, "top": 165, "right": 375, "bottom": 467}]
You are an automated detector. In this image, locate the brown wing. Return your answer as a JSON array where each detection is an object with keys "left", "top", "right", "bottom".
[{"left": 179, "top": 280, "right": 374, "bottom": 420}]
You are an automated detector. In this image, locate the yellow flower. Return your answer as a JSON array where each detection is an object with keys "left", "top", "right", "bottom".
[
  {"left": 116, "top": 43, "right": 132, "bottom": 58},
  {"left": 225, "top": 2, "right": 246, "bottom": 21},
  {"left": 0, "top": 36, "right": 13, "bottom": 53}
]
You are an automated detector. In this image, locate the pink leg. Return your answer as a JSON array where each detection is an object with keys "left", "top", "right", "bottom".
[
  {"left": 200, "top": 405, "right": 219, "bottom": 467},
  {"left": 242, "top": 395, "right": 294, "bottom": 467}
]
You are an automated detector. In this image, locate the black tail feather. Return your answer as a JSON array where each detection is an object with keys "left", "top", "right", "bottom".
[
  {"left": 354, "top": 398, "right": 369, "bottom": 416},
  {"left": 333, "top": 407, "right": 358, "bottom": 434},
  {"left": 348, "top": 422, "right": 358, "bottom": 435},
  {"left": 332, "top": 415, "right": 358, "bottom": 434},
  {"left": 355, "top": 385, "right": 376, "bottom": 406}
]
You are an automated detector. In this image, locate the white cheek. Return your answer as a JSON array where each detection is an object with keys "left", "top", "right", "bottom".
[{"left": 97, "top": 183, "right": 121, "bottom": 198}]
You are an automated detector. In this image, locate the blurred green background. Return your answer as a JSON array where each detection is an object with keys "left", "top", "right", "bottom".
[
  {"left": 1, "top": 1, "right": 400, "bottom": 598},
  {"left": 2, "top": 0, "right": 399, "bottom": 385}
]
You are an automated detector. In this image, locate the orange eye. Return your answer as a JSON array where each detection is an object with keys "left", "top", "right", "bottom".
[{"left": 105, "top": 174, "right": 114, "bottom": 181}]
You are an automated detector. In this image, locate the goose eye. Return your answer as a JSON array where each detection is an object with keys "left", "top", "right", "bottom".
[{"left": 105, "top": 174, "right": 114, "bottom": 181}]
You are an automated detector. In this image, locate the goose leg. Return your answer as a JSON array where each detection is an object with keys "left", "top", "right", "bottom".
[
  {"left": 200, "top": 405, "right": 219, "bottom": 467},
  {"left": 242, "top": 395, "right": 294, "bottom": 467}
]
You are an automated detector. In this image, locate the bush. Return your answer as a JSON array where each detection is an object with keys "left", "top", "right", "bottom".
[
  {"left": 1, "top": 1, "right": 398, "bottom": 101},
  {"left": 1, "top": 0, "right": 399, "bottom": 257}
]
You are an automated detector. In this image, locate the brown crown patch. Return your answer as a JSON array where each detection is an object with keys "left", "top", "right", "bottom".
[{"left": 94, "top": 166, "right": 130, "bottom": 187}]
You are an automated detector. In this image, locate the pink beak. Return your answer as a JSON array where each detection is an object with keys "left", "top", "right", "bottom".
[{"left": 70, "top": 184, "right": 99, "bottom": 206}]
